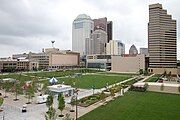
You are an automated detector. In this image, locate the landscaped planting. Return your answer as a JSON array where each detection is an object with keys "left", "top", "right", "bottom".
[
  {"left": 79, "top": 91, "right": 180, "bottom": 120},
  {"left": 145, "top": 74, "right": 160, "bottom": 82},
  {"left": 74, "top": 93, "right": 109, "bottom": 107}
]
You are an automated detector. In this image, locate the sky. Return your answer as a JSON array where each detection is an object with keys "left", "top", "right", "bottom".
[{"left": 0, "top": 0, "right": 179, "bottom": 59}]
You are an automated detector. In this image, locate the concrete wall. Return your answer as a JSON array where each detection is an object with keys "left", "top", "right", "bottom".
[
  {"left": 50, "top": 54, "right": 79, "bottom": 66},
  {"left": 147, "top": 83, "right": 180, "bottom": 94},
  {"left": 111, "top": 54, "right": 145, "bottom": 73},
  {"left": 148, "top": 68, "right": 177, "bottom": 75}
]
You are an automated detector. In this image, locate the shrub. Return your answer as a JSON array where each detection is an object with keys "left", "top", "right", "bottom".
[{"left": 130, "top": 85, "right": 147, "bottom": 92}]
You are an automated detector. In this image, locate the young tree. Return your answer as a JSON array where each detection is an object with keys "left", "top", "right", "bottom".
[
  {"left": 13, "top": 82, "right": 22, "bottom": 101},
  {"left": 99, "top": 91, "right": 106, "bottom": 102},
  {"left": 143, "top": 69, "right": 148, "bottom": 76},
  {"left": 139, "top": 69, "right": 143, "bottom": 75},
  {"left": 26, "top": 85, "right": 35, "bottom": 104},
  {"left": 109, "top": 88, "right": 115, "bottom": 98},
  {"left": 45, "top": 106, "right": 57, "bottom": 120},
  {"left": 2, "top": 81, "right": 13, "bottom": 98},
  {"left": 70, "top": 96, "right": 76, "bottom": 112},
  {"left": 57, "top": 93, "right": 65, "bottom": 117},
  {"left": 0, "top": 97, "right": 3, "bottom": 107},
  {"left": 46, "top": 95, "right": 53, "bottom": 109}
]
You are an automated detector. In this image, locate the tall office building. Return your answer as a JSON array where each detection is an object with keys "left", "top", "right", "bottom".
[
  {"left": 72, "top": 14, "right": 94, "bottom": 55},
  {"left": 140, "top": 48, "right": 149, "bottom": 56},
  {"left": 107, "top": 21, "right": 113, "bottom": 42},
  {"left": 93, "top": 17, "right": 107, "bottom": 31},
  {"left": 93, "top": 17, "right": 113, "bottom": 43},
  {"left": 106, "top": 40, "right": 125, "bottom": 55},
  {"left": 148, "top": 3, "right": 177, "bottom": 74},
  {"left": 90, "top": 29, "right": 108, "bottom": 55}
]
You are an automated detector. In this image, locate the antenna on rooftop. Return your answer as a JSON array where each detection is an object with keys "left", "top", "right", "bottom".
[{"left": 51, "top": 40, "right": 55, "bottom": 48}]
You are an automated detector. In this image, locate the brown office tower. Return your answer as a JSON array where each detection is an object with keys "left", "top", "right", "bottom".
[
  {"left": 148, "top": 3, "right": 177, "bottom": 74},
  {"left": 107, "top": 21, "right": 113, "bottom": 42},
  {"left": 93, "top": 17, "right": 107, "bottom": 31},
  {"left": 93, "top": 18, "right": 113, "bottom": 42}
]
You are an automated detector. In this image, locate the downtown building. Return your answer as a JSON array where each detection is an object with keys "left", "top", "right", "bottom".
[
  {"left": 72, "top": 14, "right": 94, "bottom": 55},
  {"left": 72, "top": 15, "right": 113, "bottom": 56},
  {"left": 148, "top": 3, "right": 177, "bottom": 74},
  {"left": 106, "top": 40, "right": 125, "bottom": 56}
]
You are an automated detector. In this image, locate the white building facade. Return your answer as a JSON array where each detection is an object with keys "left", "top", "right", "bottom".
[
  {"left": 72, "top": 14, "right": 94, "bottom": 55},
  {"left": 106, "top": 40, "right": 125, "bottom": 55}
]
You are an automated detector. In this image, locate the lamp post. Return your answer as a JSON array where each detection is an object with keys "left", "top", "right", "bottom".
[
  {"left": 92, "top": 85, "right": 95, "bottom": 95},
  {"left": 73, "top": 82, "right": 78, "bottom": 120}
]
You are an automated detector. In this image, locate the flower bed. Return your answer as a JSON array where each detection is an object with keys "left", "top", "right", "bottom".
[{"left": 75, "top": 93, "right": 109, "bottom": 107}]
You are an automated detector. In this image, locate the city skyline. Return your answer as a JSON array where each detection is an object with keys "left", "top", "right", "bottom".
[{"left": 0, "top": 0, "right": 179, "bottom": 59}]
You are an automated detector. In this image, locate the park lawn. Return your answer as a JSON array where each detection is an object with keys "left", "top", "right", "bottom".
[
  {"left": 58, "top": 74, "right": 131, "bottom": 89},
  {"left": 25, "top": 69, "right": 101, "bottom": 78},
  {"left": 0, "top": 74, "right": 34, "bottom": 82},
  {"left": 79, "top": 91, "right": 180, "bottom": 120}
]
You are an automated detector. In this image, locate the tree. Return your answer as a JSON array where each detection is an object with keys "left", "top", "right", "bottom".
[
  {"left": 167, "top": 71, "right": 171, "bottom": 81},
  {"left": 26, "top": 84, "right": 35, "bottom": 104},
  {"left": 45, "top": 106, "right": 57, "bottom": 120},
  {"left": 13, "top": 81, "right": 22, "bottom": 101},
  {"left": 70, "top": 96, "right": 76, "bottom": 112},
  {"left": 99, "top": 91, "right": 106, "bottom": 102},
  {"left": 2, "top": 81, "right": 13, "bottom": 98},
  {"left": 46, "top": 95, "right": 53, "bottom": 109},
  {"left": 57, "top": 93, "right": 65, "bottom": 117},
  {"left": 109, "top": 88, "right": 115, "bottom": 98},
  {"left": 139, "top": 69, "right": 143, "bottom": 75},
  {"left": 163, "top": 71, "right": 167, "bottom": 77},
  {"left": 0, "top": 97, "right": 3, "bottom": 107},
  {"left": 143, "top": 69, "right": 148, "bottom": 76}
]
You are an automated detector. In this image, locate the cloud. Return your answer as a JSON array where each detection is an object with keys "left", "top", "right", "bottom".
[{"left": 0, "top": 0, "right": 179, "bottom": 59}]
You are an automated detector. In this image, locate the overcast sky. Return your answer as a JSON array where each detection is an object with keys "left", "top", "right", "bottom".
[{"left": 0, "top": 0, "right": 179, "bottom": 59}]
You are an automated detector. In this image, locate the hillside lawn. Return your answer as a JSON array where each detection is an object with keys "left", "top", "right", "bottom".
[{"left": 79, "top": 91, "right": 180, "bottom": 120}]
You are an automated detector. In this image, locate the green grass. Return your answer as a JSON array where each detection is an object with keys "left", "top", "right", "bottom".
[
  {"left": 24, "top": 69, "right": 101, "bottom": 78},
  {"left": 57, "top": 74, "right": 131, "bottom": 89},
  {"left": 79, "top": 91, "right": 180, "bottom": 120},
  {"left": 0, "top": 73, "right": 34, "bottom": 82},
  {"left": 145, "top": 75, "right": 160, "bottom": 82}
]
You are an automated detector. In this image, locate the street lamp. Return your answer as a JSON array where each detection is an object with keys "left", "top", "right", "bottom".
[
  {"left": 73, "top": 82, "right": 78, "bottom": 120},
  {"left": 92, "top": 85, "right": 95, "bottom": 95}
]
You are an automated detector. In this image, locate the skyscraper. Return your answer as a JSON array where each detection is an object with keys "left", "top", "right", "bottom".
[
  {"left": 106, "top": 40, "right": 125, "bottom": 55},
  {"left": 91, "top": 29, "right": 108, "bottom": 55},
  {"left": 107, "top": 21, "right": 113, "bottom": 42},
  {"left": 93, "top": 17, "right": 113, "bottom": 43},
  {"left": 72, "top": 14, "right": 94, "bottom": 55},
  {"left": 93, "top": 17, "right": 107, "bottom": 31},
  {"left": 148, "top": 3, "right": 177, "bottom": 74}
]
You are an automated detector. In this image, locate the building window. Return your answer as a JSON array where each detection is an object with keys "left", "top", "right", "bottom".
[{"left": 74, "top": 22, "right": 83, "bottom": 29}]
